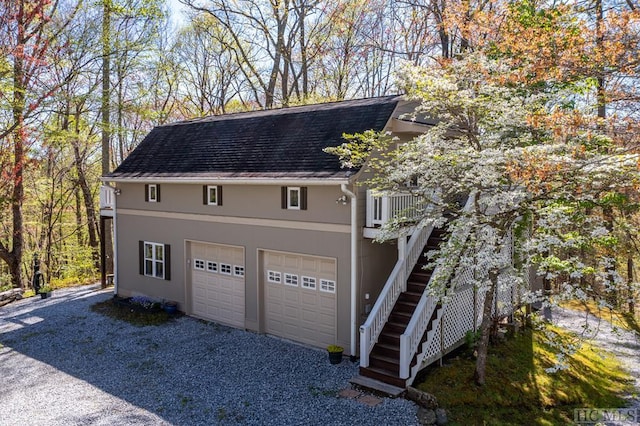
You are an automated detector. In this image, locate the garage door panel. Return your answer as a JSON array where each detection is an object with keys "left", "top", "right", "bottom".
[
  {"left": 264, "top": 251, "right": 336, "bottom": 349},
  {"left": 191, "top": 242, "right": 245, "bottom": 328}
]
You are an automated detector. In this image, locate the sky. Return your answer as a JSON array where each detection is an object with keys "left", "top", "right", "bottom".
[{"left": 167, "top": 0, "right": 188, "bottom": 27}]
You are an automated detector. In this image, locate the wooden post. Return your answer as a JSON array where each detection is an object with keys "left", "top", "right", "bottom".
[{"left": 100, "top": 216, "right": 106, "bottom": 288}]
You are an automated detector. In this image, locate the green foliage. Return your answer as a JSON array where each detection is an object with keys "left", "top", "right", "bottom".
[
  {"left": 417, "top": 327, "right": 631, "bottom": 425},
  {"left": 326, "top": 344, "right": 344, "bottom": 353},
  {"left": 90, "top": 299, "right": 171, "bottom": 326},
  {"left": 323, "top": 130, "right": 392, "bottom": 170}
]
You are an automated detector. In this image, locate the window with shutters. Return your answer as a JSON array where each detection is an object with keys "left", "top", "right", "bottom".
[
  {"left": 204, "top": 185, "right": 223, "bottom": 206},
  {"left": 146, "top": 184, "right": 159, "bottom": 202},
  {"left": 143, "top": 242, "right": 165, "bottom": 279},
  {"left": 281, "top": 186, "right": 307, "bottom": 210}
]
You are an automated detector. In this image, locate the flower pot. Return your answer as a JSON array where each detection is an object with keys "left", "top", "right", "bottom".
[
  {"left": 163, "top": 303, "right": 177, "bottom": 315},
  {"left": 40, "top": 292, "right": 51, "bottom": 299},
  {"left": 328, "top": 351, "right": 343, "bottom": 365}
]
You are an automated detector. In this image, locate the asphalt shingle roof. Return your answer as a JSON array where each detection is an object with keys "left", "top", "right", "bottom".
[{"left": 109, "top": 96, "right": 401, "bottom": 180}]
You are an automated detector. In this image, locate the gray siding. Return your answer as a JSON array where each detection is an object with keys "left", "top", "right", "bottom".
[
  {"left": 116, "top": 183, "right": 351, "bottom": 225},
  {"left": 115, "top": 210, "right": 353, "bottom": 352}
]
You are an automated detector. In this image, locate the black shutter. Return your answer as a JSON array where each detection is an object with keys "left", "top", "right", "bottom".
[
  {"left": 203, "top": 185, "right": 208, "bottom": 204},
  {"left": 301, "top": 187, "right": 308, "bottom": 210},
  {"left": 217, "top": 186, "right": 223, "bottom": 206},
  {"left": 281, "top": 186, "right": 287, "bottom": 209},
  {"left": 139, "top": 241, "right": 144, "bottom": 275},
  {"left": 164, "top": 244, "right": 171, "bottom": 280},
  {"left": 156, "top": 185, "right": 161, "bottom": 202},
  {"left": 144, "top": 185, "right": 149, "bottom": 202}
]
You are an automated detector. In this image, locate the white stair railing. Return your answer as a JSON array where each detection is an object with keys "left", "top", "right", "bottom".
[
  {"left": 360, "top": 223, "right": 434, "bottom": 367},
  {"left": 398, "top": 195, "right": 475, "bottom": 379}
]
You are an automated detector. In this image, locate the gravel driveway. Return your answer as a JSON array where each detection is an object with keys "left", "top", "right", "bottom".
[
  {"left": 552, "top": 306, "right": 640, "bottom": 425},
  {"left": 0, "top": 285, "right": 418, "bottom": 426}
]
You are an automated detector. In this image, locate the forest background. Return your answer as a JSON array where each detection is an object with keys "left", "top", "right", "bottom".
[{"left": 0, "top": 0, "right": 638, "bottom": 319}]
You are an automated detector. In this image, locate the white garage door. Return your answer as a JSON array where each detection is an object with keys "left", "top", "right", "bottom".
[
  {"left": 191, "top": 242, "right": 245, "bottom": 328},
  {"left": 263, "top": 251, "right": 336, "bottom": 348}
]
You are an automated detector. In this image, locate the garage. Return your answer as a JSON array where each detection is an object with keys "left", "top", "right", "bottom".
[
  {"left": 190, "top": 242, "right": 245, "bottom": 328},
  {"left": 262, "top": 250, "right": 337, "bottom": 348}
]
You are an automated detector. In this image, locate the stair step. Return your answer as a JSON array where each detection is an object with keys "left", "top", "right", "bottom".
[
  {"left": 371, "top": 342, "right": 400, "bottom": 358},
  {"left": 394, "top": 300, "right": 417, "bottom": 313},
  {"left": 350, "top": 375, "right": 405, "bottom": 397},
  {"left": 407, "top": 283, "right": 427, "bottom": 293},
  {"left": 389, "top": 312, "right": 411, "bottom": 325},
  {"left": 359, "top": 366, "right": 406, "bottom": 388},
  {"left": 379, "top": 331, "right": 401, "bottom": 345},
  {"left": 410, "top": 269, "right": 432, "bottom": 278},
  {"left": 370, "top": 353, "right": 400, "bottom": 372},
  {"left": 398, "top": 291, "right": 422, "bottom": 303}
]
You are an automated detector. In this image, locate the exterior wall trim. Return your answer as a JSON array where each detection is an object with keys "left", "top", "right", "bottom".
[
  {"left": 102, "top": 177, "right": 351, "bottom": 186},
  {"left": 118, "top": 208, "right": 351, "bottom": 234}
]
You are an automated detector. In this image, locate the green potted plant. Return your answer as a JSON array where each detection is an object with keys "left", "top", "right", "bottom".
[
  {"left": 38, "top": 285, "right": 53, "bottom": 299},
  {"left": 327, "top": 345, "right": 344, "bottom": 364}
]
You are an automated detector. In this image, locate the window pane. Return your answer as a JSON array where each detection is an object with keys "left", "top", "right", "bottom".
[
  {"left": 149, "top": 185, "right": 156, "bottom": 200},
  {"left": 209, "top": 187, "right": 217, "bottom": 204},
  {"left": 289, "top": 189, "right": 299, "bottom": 207},
  {"left": 145, "top": 243, "right": 153, "bottom": 259},
  {"left": 145, "top": 260, "right": 153, "bottom": 275},
  {"left": 155, "top": 244, "right": 163, "bottom": 261},
  {"left": 155, "top": 261, "right": 164, "bottom": 278}
]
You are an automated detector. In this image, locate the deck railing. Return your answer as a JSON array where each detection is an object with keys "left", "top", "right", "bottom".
[
  {"left": 366, "top": 190, "right": 426, "bottom": 228},
  {"left": 100, "top": 185, "right": 115, "bottom": 210}
]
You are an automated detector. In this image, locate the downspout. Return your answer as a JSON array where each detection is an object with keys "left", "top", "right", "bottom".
[{"left": 341, "top": 183, "right": 358, "bottom": 359}]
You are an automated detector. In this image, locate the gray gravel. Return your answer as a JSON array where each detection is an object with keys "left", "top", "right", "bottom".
[
  {"left": 551, "top": 306, "right": 640, "bottom": 425},
  {"left": 0, "top": 285, "right": 419, "bottom": 426}
]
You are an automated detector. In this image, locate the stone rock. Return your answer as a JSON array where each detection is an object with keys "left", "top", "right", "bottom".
[
  {"left": 406, "top": 386, "right": 439, "bottom": 409},
  {"left": 0, "top": 288, "right": 22, "bottom": 307},
  {"left": 416, "top": 407, "right": 436, "bottom": 425},
  {"left": 435, "top": 408, "right": 448, "bottom": 425}
]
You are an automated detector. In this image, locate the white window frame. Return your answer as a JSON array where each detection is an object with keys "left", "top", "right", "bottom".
[
  {"left": 148, "top": 184, "right": 158, "bottom": 203},
  {"left": 220, "top": 263, "right": 232, "bottom": 275},
  {"left": 268, "top": 270, "right": 281, "bottom": 283},
  {"left": 193, "top": 259, "right": 205, "bottom": 270},
  {"left": 207, "top": 185, "right": 218, "bottom": 205},
  {"left": 287, "top": 187, "right": 301, "bottom": 210},
  {"left": 284, "top": 273, "right": 299, "bottom": 287},
  {"left": 320, "top": 279, "right": 336, "bottom": 293},
  {"left": 301, "top": 276, "right": 316, "bottom": 290},
  {"left": 144, "top": 241, "right": 165, "bottom": 279},
  {"left": 234, "top": 265, "right": 245, "bottom": 277},
  {"left": 206, "top": 261, "right": 218, "bottom": 273}
]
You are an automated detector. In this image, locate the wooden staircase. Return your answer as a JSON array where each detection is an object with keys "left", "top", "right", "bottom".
[{"left": 358, "top": 228, "right": 447, "bottom": 388}]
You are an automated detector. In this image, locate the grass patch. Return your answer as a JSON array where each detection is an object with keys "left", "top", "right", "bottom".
[
  {"left": 561, "top": 299, "right": 640, "bottom": 335},
  {"left": 90, "top": 298, "right": 172, "bottom": 326},
  {"left": 416, "top": 326, "right": 632, "bottom": 425}
]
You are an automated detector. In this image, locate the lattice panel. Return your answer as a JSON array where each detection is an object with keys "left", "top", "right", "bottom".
[
  {"left": 422, "top": 315, "right": 442, "bottom": 362},
  {"left": 442, "top": 287, "right": 475, "bottom": 349},
  {"left": 495, "top": 284, "right": 514, "bottom": 317},
  {"left": 452, "top": 264, "right": 474, "bottom": 290}
]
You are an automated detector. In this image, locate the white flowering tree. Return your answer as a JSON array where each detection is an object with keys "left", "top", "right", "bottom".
[{"left": 328, "top": 54, "right": 639, "bottom": 385}]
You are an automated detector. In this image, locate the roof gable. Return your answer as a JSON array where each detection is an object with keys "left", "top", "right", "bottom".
[{"left": 109, "top": 96, "right": 401, "bottom": 181}]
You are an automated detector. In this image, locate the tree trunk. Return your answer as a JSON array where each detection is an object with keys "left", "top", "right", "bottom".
[
  {"left": 9, "top": 0, "right": 26, "bottom": 288},
  {"left": 102, "top": 0, "right": 114, "bottom": 280},
  {"left": 628, "top": 257, "right": 635, "bottom": 315},
  {"left": 474, "top": 268, "right": 498, "bottom": 386}
]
